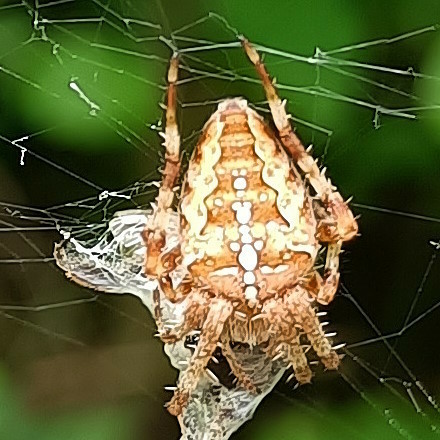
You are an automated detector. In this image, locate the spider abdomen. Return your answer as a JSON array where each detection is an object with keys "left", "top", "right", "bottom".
[{"left": 179, "top": 98, "right": 318, "bottom": 307}]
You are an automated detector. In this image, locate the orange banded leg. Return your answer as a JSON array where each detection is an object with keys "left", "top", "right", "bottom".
[
  {"left": 268, "top": 337, "right": 313, "bottom": 385},
  {"left": 304, "top": 244, "right": 341, "bottom": 305},
  {"left": 166, "top": 298, "right": 234, "bottom": 416},
  {"left": 318, "top": 242, "right": 341, "bottom": 305},
  {"left": 221, "top": 337, "right": 260, "bottom": 393},
  {"left": 241, "top": 38, "right": 358, "bottom": 243},
  {"left": 142, "top": 54, "right": 184, "bottom": 301},
  {"left": 286, "top": 333, "right": 313, "bottom": 384},
  {"left": 262, "top": 298, "right": 313, "bottom": 384},
  {"left": 288, "top": 288, "right": 339, "bottom": 370}
]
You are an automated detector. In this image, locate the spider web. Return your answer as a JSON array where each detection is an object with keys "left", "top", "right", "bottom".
[{"left": 0, "top": 1, "right": 440, "bottom": 439}]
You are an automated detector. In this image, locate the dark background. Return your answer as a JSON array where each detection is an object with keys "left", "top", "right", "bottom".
[{"left": 0, "top": 1, "right": 439, "bottom": 439}]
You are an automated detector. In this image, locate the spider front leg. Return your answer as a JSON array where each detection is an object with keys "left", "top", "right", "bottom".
[
  {"left": 242, "top": 38, "right": 358, "bottom": 304},
  {"left": 142, "top": 54, "right": 184, "bottom": 302},
  {"left": 166, "top": 297, "right": 234, "bottom": 416},
  {"left": 242, "top": 40, "right": 357, "bottom": 224}
]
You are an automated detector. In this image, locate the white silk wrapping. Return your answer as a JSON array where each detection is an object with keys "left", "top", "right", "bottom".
[{"left": 54, "top": 209, "right": 286, "bottom": 440}]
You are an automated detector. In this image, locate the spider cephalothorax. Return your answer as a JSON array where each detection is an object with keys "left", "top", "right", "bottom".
[{"left": 142, "top": 38, "right": 358, "bottom": 416}]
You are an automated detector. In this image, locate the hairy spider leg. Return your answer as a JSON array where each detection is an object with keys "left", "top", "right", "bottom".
[
  {"left": 158, "top": 290, "right": 208, "bottom": 343},
  {"left": 287, "top": 287, "right": 340, "bottom": 370},
  {"left": 143, "top": 54, "right": 188, "bottom": 329},
  {"left": 166, "top": 298, "right": 234, "bottom": 416},
  {"left": 221, "top": 335, "right": 261, "bottom": 394},
  {"left": 262, "top": 294, "right": 313, "bottom": 383},
  {"left": 241, "top": 38, "right": 358, "bottom": 305},
  {"left": 263, "top": 285, "right": 339, "bottom": 381}
]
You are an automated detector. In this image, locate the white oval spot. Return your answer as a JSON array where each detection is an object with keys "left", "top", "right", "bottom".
[
  {"left": 236, "top": 190, "right": 245, "bottom": 198},
  {"left": 210, "top": 266, "right": 239, "bottom": 277},
  {"left": 233, "top": 177, "right": 247, "bottom": 190},
  {"left": 259, "top": 192, "right": 268, "bottom": 202},
  {"left": 238, "top": 244, "right": 258, "bottom": 271},
  {"left": 243, "top": 271, "right": 256, "bottom": 285},
  {"left": 236, "top": 204, "right": 252, "bottom": 224},
  {"left": 231, "top": 201, "right": 242, "bottom": 211},
  {"left": 254, "top": 240, "right": 264, "bottom": 250},
  {"left": 274, "top": 264, "right": 289, "bottom": 273},
  {"left": 244, "top": 285, "right": 258, "bottom": 301},
  {"left": 241, "top": 233, "right": 253, "bottom": 244},
  {"left": 229, "top": 242, "right": 240, "bottom": 252},
  {"left": 214, "top": 198, "right": 223, "bottom": 207},
  {"left": 239, "top": 225, "right": 250, "bottom": 234},
  {"left": 260, "top": 265, "right": 274, "bottom": 274}
]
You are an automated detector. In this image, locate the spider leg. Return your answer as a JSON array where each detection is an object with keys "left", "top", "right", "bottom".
[
  {"left": 262, "top": 296, "right": 313, "bottom": 384},
  {"left": 221, "top": 336, "right": 260, "bottom": 393},
  {"left": 157, "top": 290, "right": 207, "bottom": 344},
  {"left": 269, "top": 337, "right": 313, "bottom": 385},
  {"left": 242, "top": 38, "right": 357, "bottom": 306},
  {"left": 241, "top": 38, "right": 358, "bottom": 241},
  {"left": 287, "top": 287, "right": 340, "bottom": 371},
  {"left": 302, "top": 244, "right": 341, "bottom": 306},
  {"left": 142, "top": 54, "right": 186, "bottom": 302},
  {"left": 166, "top": 298, "right": 234, "bottom": 416},
  {"left": 319, "top": 241, "right": 341, "bottom": 305}
]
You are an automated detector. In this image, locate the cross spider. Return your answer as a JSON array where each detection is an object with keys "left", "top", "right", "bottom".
[{"left": 143, "top": 38, "right": 358, "bottom": 416}]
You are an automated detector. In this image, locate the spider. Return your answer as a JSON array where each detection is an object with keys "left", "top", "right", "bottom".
[{"left": 142, "top": 38, "right": 358, "bottom": 417}]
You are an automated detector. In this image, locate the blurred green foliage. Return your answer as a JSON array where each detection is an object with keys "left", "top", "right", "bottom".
[{"left": 0, "top": 366, "right": 135, "bottom": 440}]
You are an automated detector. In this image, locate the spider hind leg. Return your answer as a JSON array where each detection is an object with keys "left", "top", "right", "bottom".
[{"left": 166, "top": 298, "right": 234, "bottom": 416}]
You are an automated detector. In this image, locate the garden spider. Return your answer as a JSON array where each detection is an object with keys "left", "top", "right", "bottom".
[{"left": 142, "top": 38, "right": 358, "bottom": 416}]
